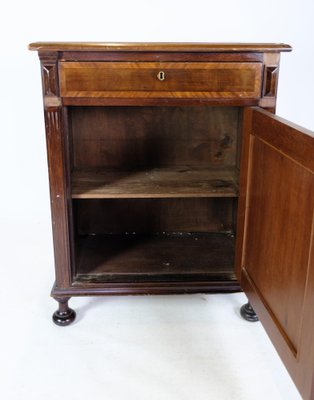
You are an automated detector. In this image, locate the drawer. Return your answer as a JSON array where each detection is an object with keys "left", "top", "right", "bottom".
[{"left": 59, "top": 62, "right": 262, "bottom": 99}]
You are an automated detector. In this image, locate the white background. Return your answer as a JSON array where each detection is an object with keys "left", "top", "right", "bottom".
[
  {"left": 0, "top": 1, "right": 313, "bottom": 399},
  {"left": 1, "top": 0, "right": 314, "bottom": 226}
]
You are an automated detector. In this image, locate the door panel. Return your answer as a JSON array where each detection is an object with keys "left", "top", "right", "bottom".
[{"left": 236, "top": 107, "right": 314, "bottom": 399}]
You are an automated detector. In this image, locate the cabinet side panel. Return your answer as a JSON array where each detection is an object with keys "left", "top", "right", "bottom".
[
  {"left": 44, "top": 107, "right": 73, "bottom": 287},
  {"left": 40, "top": 52, "right": 73, "bottom": 288}
]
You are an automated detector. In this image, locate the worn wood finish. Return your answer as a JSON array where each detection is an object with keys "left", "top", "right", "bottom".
[
  {"left": 74, "top": 233, "right": 235, "bottom": 282},
  {"left": 239, "top": 108, "right": 314, "bottom": 400},
  {"left": 44, "top": 107, "right": 72, "bottom": 288},
  {"left": 74, "top": 198, "right": 235, "bottom": 235},
  {"left": 29, "top": 42, "right": 292, "bottom": 52},
  {"left": 64, "top": 97, "right": 261, "bottom": 107},
  {"left": 52, "top": 280, "right": 241, "bottom": 296},
  {"left": 70, "top": 106, "right": 240, "bottom": 169},
  {"left": 60, "top": 51, "right": 264, "bottom": 62},
  {"left": 60, "top": 62, "right": 262, "bottom": 100},
  {"left": 72, "top": 167, "right": 238, "bottom": 199}
]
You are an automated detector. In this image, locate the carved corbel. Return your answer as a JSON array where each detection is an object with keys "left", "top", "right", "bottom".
[{"left": 259, "top": 53, "right": 281, "bottom": 112}]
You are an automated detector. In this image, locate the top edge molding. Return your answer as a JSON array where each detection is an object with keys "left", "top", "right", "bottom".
[{"left": 28, "top": 42, "right": 292, "bottom": 53}]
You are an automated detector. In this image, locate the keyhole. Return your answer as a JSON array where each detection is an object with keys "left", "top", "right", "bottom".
[{"left": 157, "top": 71, "right": 165, "bottom": 81}]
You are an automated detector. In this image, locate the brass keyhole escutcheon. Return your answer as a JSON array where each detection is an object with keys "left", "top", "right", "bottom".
[{"left": 157, "top": 71, "right": 165, "bottom": 81}]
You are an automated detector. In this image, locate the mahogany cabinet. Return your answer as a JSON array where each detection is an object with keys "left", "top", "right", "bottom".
[{"left": 29, "top": 42, "right": 314, "bottom": 399}]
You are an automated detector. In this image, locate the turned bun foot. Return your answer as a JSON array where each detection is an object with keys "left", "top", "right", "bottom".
[
  {"left": 52, "top": 308, "right": 76, "bottom": 326},
  {"left": 52, "top": 297, "right": 76, "bottom": 326},
  {"left": 240, "top": 302, "right": 259, "bottom": 322}
]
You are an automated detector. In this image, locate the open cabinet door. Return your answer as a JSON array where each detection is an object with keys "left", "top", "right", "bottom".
[{"left": 236, "top": 107, "right": 314, "bottom": 399}]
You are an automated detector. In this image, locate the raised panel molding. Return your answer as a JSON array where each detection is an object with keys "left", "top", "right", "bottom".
[
  {"left": 42, "top": 65, "right": 57, "bottom": 96},
  {"left": 264, "top": 66, "right": 279, "bottom": 97},
  {"left": 39, "top": 51, "right": 61, "bottom": 107},
  {"left": 259, "top": 53, "right": 280, "bottom": 112}
]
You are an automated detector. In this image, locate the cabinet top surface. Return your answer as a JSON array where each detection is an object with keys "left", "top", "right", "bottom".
[{"left": 28, "top": 42, "right": 292, "bottom": 52}]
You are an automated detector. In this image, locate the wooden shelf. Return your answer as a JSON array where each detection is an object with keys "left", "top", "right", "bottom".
[
  {"left": 74, "top": 232, "right": 236, "bottom": 283},
  {"left": 72, "top": 167, "right": 239, "bottom": 199}
]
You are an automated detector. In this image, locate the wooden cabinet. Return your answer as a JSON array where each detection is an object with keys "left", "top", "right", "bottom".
[{"left": 29, "top": 42, "right": 314, "bottom": 399}]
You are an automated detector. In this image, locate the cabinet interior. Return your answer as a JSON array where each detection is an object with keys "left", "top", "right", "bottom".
[{"left": 68, "top": 106, "right": 242, "bottom": 284}]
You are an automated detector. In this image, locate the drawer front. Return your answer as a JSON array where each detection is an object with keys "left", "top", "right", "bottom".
[{"left": 59, "top": 62, "right": 262, "bottom": 99}]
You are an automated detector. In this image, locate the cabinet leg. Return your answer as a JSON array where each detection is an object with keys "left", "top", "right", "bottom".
[
  {"left": 240, "top": 302, "right": 259, "bottom": 322},
  {"left": 52, "top": 297, "right": 76, "bottom": 326}
]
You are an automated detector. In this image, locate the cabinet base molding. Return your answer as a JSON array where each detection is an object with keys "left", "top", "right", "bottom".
[{"left": 51, "top": 281, "right": 241, "bottom": 298}]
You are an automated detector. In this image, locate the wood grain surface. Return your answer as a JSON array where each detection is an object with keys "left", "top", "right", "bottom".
[
  {"left": 240, "top": 108, "right": 314, "bottom": 400},
  {"left": 71, "top": 166, "right": 239, "bottom": 198},
  {"left": 74, "top": 198, "right": 235, "bottom": 235},
  {"left": 74, "top": 232, "right": 235, "bottom": 282},
  {"left": 70, "top": 106, "right": 240, "bottom": 169},
  {"left": 60, "top": 62, "right": 262, "bottom": 99},
  {"left": 29, "top": 42, "right": 292, "bottom": 52}
]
